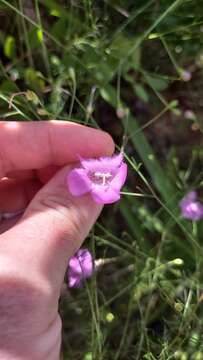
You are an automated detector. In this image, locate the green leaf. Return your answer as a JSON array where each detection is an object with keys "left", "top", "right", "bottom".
[
  {"left": 51, "top": 17, "right": 67, "bottom": 41},
  {"left": 50, "top": 8, "right": 60, "bottom": 17},
  {"left": 134, "top": 84, "right": 149, "bottom": 103},
  {"left": 100, "top": 86, "right": 117, "bottom": 107},
  {"left": 25, "top": 68, "right": 45, "bottom": 92},
  {"left": 0, "top": 80, "right": 18, "bottom": 93},
  {"left": 36, "top": 29, "right": 43, "bottom": 43},
  {"left": 145, "top": 74, "right": 169, "bottom": 91},
  {"left": 4, "top": 36, "right": 16, "bottom": 59},
  {"left": 110, "top": 34, "right": 140, "bottom": 67},
  {"left": 83, "top": 353, "right": 93, "bottom": 360},
  {"left": 28, "top": 28, "right": 42, "bottom": 49}
]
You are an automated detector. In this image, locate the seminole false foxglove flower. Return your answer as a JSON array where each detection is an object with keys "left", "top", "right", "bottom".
[
  {"left": 67, "top": 153, "right": 127, "bottom": 204},
  {"left": 67, "top": 249, "right": 94, "bottom": 288},
  {"left": 180, "top": 191, "right": 203, "bottom": 221}
]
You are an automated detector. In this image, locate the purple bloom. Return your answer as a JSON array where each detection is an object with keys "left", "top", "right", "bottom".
[
  {"left": 180, "top": 191, "right": 203, "bottom": 221},
  {"left": 67, "top": 153, "right": 127, "bottom": 204},
  {"left": 67, "top": 249, "right": 94, "bottom": 288}
]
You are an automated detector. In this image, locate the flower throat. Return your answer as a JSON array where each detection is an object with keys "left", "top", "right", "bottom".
[{"left": 89, "top": 171, "right": 113, "bottom": 186}]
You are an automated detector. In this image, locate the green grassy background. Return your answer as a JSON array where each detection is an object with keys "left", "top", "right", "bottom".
[{"left": 0, "top": 0, "right": 203, "bottom": 359}]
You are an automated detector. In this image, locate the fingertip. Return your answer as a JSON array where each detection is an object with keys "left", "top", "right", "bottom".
[
  {"left": 49, "top": 120, "right": 115, "bottom": 155},
  {"left": 44, "top": 120, "right": 115, "bottom": 158},
  {"left": 101, "top": 130, "right": 115, "bottom": 156}
]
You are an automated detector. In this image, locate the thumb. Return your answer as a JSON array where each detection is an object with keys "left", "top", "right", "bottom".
[{"left": 1, "top": 165, "right": 102, "bottom": 293}]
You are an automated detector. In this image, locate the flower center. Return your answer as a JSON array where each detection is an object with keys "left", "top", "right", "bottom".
[{"left": 89, "top": 171, "right": 113, "bottom": 186}]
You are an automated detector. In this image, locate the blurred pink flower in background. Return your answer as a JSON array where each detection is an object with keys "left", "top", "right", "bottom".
[
  {"left": 180, "top": 191, "right": 203, "bottom": 221},
  {"left": 67, "top": 249, "right": 94, "bottom": 288}
]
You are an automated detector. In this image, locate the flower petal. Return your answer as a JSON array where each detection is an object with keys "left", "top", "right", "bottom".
[
  {"left": 67, "top": 168, "right": 92, "bottom": 196},
  {"left": 80, "top": 153, "right": 123, "bottom": 173},
  {"left": 69, "top": 257, "right": 82, "bottom": 275},
  {"left": 180, "top": 191, "right": 197, "bottom": 208},
  {"left": 181, "top": 202, "right": 203, "bottom": 221},
  {"left": 91, "top": 187, "right": 120, "bottom": 204},
  {"left": 110, "top": 163, "right": 127, "bottom": 191},
  {"left": 77, "top": 249, "right": 94, "bottom": 277},
  {"left": 68, "top": 273, "right": 81, "bottom": 288}
]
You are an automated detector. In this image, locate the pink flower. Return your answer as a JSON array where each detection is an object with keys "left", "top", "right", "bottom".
[
  {"left": 67, "top": 153, "right": 127, "bottom": 204},
  {"left": 67, "top": 249, "right": 94, "bottom": 288},
  {"left": 180, "top": 191, "right": 203, "bottom": 221},
  {"left": 179, "top": 69, "right": 192, "bottom": 82}
]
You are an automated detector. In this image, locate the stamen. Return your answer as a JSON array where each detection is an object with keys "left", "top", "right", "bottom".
[
  {"left": 89, "top": 171, "right": 113, "bottom": 186},
  {"left": 94, "top": 172, "right": 112, "bottom": 186}
]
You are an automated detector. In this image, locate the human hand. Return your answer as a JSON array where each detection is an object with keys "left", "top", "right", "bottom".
[{"left": 0, "top": 121, "right": 114, "bottom": 360}]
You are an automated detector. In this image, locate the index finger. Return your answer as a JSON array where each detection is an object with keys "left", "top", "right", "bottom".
[{"left": 0, "top": 121, "right": 114, "bottom": 176}]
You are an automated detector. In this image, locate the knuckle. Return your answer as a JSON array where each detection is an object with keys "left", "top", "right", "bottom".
[
  {"left": 39, "top": 194, "right": 70, "bottom": 219},
  {"left": 44, "top": 195, "right": 91, "bottom": 245},
  {"left": 28, "top": 191, "right": 89, "bottom": 247},
  {"left": 28, "top": 184, "right": 70, "bottom": 221}
]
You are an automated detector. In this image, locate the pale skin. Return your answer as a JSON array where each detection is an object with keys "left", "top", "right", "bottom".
[{"left": 0, "top": 121, "right": 114, "bottom": 359}]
